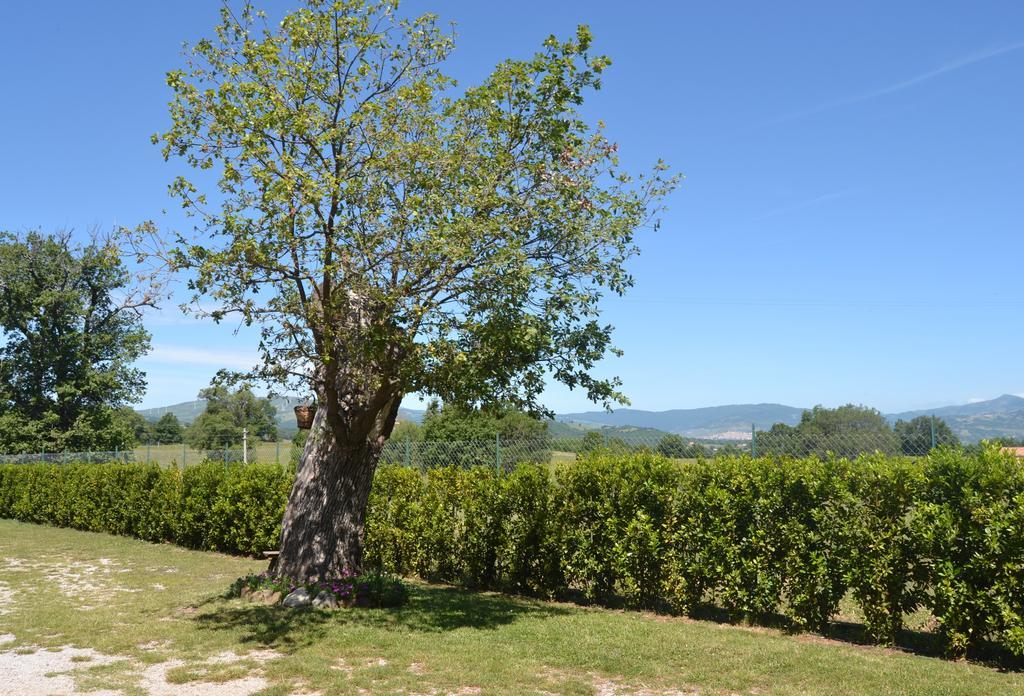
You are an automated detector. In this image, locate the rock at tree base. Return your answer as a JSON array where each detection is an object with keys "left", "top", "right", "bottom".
[
  {"left": 312, "top": 591, "right": 339, "bottom": 610},
  {"left": 283, "top": 588, "right": 312, "bottom": 608},
  {"left": 251, "top": 589, "right": 282, "bottom": 605}
]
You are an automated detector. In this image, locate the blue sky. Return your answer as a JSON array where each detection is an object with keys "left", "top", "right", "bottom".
[{"left": 1, "top": 1, "right": 1022, "bottom": 414}]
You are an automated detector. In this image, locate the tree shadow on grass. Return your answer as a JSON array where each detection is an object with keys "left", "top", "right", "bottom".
[
  {"left": 680, "top": 602, "right": 1024, "bottom": 673},
  {"left": 192, "top": 583, "right": 572, "bottom": 650},
  {"left": 824, "top": 619, "right": 1024, "bottom": 673}
]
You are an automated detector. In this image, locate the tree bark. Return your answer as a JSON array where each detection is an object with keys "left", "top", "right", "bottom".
[{"left": 271, "top": 394, "right": 400, "bottom": 580}]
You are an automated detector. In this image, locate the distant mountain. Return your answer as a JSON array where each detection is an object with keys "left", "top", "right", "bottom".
[
  {"left": 138, "top": 394, "right": 1024, "bottom": 444},
  {"left": 888, "top": 394, "right": 1024, "bottom": 421},
  {"left": 887, "top": 394, "right": 1024, "bottom": 443},
  {"left": 547, "top": 419, "right": 677, "bottom": 444},
  {"left": 557, "top": 403, "right": 805, "bottom": 439},
  {"left": 557, "top": 395, "right": 1024, "bottom": 444}
]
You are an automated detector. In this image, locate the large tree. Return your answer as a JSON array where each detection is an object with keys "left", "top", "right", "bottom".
[
  {"left": 0, "top": 231, "right": 154, "bottom": 453},
  {"left": 157, "top": 0, "right": 678, "bottom": 578}
]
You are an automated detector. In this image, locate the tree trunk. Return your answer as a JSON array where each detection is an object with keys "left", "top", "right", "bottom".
[{"left": 271, "top": 396, "right": 400, "bottom": 580}]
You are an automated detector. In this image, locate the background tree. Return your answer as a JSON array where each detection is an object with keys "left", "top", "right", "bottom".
[
  {"left": 579, "top": 430, "right": 605, "bottom": 455},
  {"left": 119, "top": 408, "right": 154, "bottom": 445},
  {"left": 389, "top": 420, "right": 423, "bottom": 442},
  {"left": 185, "top": 382, "right": 278, "bottom": 449},
  {"left": 153, "top": 412, "right": 184, "bottom": 444},
  {"left": 0, "top": 230, "right": 154, "bottom": 453},
  {"left": 417, "top": 401, "right": 549, "bottom": 467},
  {"left": 894, "top": 415, "right": 960, "bottom": 455},
  {"left": 157, "top": 0, "right": 677, "bottom": 578},
  {"left": 421, "top": 401, "right": 548, "bottom": 442},
  {"left": 576, "top": 429, "right": 631, "bottom": 455},
  {"left": 756, "top": 404, "right": 899, "bottom": 458},
  {"left": 656, "top": 433, "right": 705, "bottom": 459}
]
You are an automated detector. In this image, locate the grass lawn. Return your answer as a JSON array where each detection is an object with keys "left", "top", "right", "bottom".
[
  {"left": 131, "top": 441, "right": 292, "bottom": 467},
  {"left": 0, "top": 520, "right": 1021, "bottom": 695}
]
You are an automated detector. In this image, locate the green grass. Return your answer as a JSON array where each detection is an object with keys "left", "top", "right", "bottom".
[
  {"left": 1, "top": 520, "right": 1022, "bottom": 695},
  {"left": 131, "top": 441, "right": 292, "bottom": 467}
]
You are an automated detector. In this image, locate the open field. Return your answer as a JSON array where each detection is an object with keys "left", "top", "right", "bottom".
[
  {"left": 1, "top": 521, "right": 1021, "bottom": 695},
  {"left": 130, "top": 441, "right": 294, "bottom": 467}
]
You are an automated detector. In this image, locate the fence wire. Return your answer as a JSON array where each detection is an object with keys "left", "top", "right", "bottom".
[{"left": 0, "top": 421, "right": 982, "bottom": 469}]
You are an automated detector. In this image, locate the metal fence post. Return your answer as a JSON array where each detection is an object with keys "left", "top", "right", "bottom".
[
  {"left": 404, "top": 438, "right": 411, "bottom": 468},
  {"left": 146, "top": 442, "right": 151, "bottom": 465},
  {"left": 276, "top": 440, "right": 280, "bottom": 465},
  {"left": 182, "top": 443, "right": 186, "bottom": 468},
  {"left": 495, "top": 434, "right": 501, "bottom": 474},
  {"left": 114, "top": 446, "right": 119, "bottom": 463},
  {"left": 930, "top": 415, "right": 937, "bottom": 451},
  {"left": 751, "top": 424, "right": 757, "bottom": 458},
  {"left": 223, "top": 443, "right": 228, "bottom": 469}
]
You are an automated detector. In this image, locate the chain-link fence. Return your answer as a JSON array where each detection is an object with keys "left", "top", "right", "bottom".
[
  {"left": 0, "top": 420, "right": 987, "bottom": 468},
  {"left": 0, "top": 442, "right": 284, "bottom": 467},
  {"left": 0, "top": 437, "right": 552, "bottom": 469}
]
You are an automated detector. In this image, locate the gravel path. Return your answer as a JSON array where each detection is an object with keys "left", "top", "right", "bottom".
[{"left": 0, "top": 639, "right": 272, "bottom": 696}]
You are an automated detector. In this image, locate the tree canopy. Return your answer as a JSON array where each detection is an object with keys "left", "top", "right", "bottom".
[
  {"left": 157, "top": 0, "right": 678, "bottom": 416},
  {"left": 420, "top": 401, "right": 548, "bottom": 442},
  {"left": 757, "top": 404, "right": 899, "bottom": 458},
  {"left": 0, "top": 231, "right": 153, "bottom": 453},
  {"left": 186, "top": 382, "right": 278, "bottom": 448},
  {"left": 156, "top": 0, "right": 678, "bottom": 578},
  {"left": 153, "top": 412, "right": 185, "bottom": 444},
  {"left": 894, "top": 415, "right": 960, "bottom": 454},
  {"left": 656, "top": 433, "right": 705, "bottom": 459}
]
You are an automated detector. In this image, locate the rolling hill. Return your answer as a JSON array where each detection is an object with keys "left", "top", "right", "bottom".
[
  {"left": 887, "top": 394, "right": 1024, "bottom": 443},
  {"left": 137, "top": 394, "right": 1024, "bottom": 444},
  {"left": 557, "top": 403, "right": 805, "bottom": 439},
  {"left": 137, "top": 398, "right": 425, "bottom": 438}
]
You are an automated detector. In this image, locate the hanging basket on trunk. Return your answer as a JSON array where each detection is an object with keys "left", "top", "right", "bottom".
[{"left": 294, "top": 404, "right": 317, "bottom": 430}]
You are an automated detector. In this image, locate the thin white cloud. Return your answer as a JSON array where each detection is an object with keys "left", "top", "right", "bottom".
[
  {"left": 767, "top": 41, "right": 1024, "bottom": 125},
  {"left": 143, "top": 344, "right": 260, "bottom": 370},
  {"left": 754, "top": 190, "right": 854, "bottom": 221},
  {"left": 144, "top": 302, "right": 233, "bottom": 326}
]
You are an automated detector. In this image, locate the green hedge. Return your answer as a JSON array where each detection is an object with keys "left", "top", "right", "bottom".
[
  {"left": 3, "top": 449, "right": 1024, "bottom": 658},
  {"left": 0, "top": 461, "right": 292, "bottom": 556},
  {"left": 370, "top": 448, "right": 1024, "bottom": 659}
]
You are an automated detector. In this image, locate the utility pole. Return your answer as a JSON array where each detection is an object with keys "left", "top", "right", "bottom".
[{"left": 243, "top": 427, "right": 249, "bottom": 465}]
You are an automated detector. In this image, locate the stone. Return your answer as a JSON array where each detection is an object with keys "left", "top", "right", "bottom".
[
  {"left": 282, "top": 588, "right": 312, "bottom": 608},
  {"left": 252, "top": 589, "right": 282, "bottom": 605},
  {"left": 312, "top": 591, "right": 338, "bottom": 610}
]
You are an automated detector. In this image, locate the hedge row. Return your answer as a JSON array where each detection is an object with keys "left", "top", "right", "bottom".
[
  {"left": 2, "top": 449, "right": 1024, "bottom": 658},
  {"left": 0, "top": 462, "right": 291, "bottom": 556}
]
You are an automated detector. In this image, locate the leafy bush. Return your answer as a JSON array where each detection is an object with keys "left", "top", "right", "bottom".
[
  {"left": 5, "top": 447, "right": 1024, "bottom": 658},
  {"left": 0, "top": 461, "right": 290, "bottom": 556},
  {"left": 912, "top": 447, "right": 1024, "bottom": 657},
  {"left": 554, "top": 451, "right": 679, "bottom": 608}
]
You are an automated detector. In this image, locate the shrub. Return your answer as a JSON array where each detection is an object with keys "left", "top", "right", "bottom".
[
  {"left": 843, "top": 454, "right": 926, "bottom": 644},
  {"left": 365, "top": 465, "right": 425, "bottom": 576},
  {"left": 0, "top": 461, "right": 290, "bottom": 556},
  {"left": 554, "top": 450, "right": 680, "bottom": 608},
  {"left": 5, "top": 447, "right": 1024, "bottom": 659},
  {"left": 913, "top": 446, "right": 1024, "bottom": 657}
]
